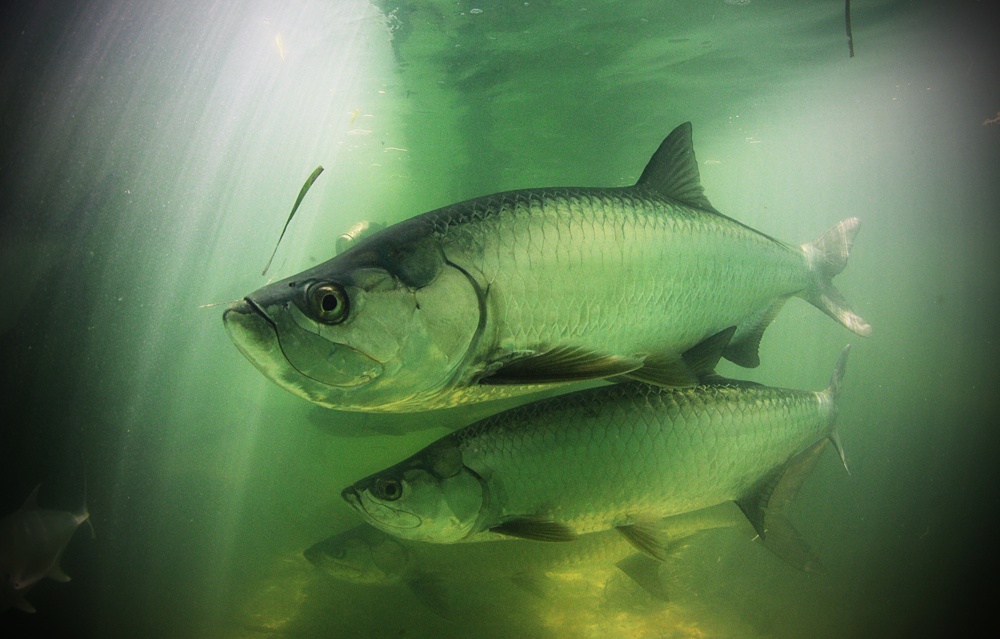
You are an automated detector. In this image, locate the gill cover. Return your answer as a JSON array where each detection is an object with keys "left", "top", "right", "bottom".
[
  {"left": 344, "top": 442, "right": 486, "bottom": 543},
  {"left": 231, "top": 224, "right": 482, "bottom": 410}
]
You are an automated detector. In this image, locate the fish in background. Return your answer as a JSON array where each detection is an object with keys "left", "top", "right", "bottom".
[
  {"left": 223, "top": 122, "right": 870, "bottom": 413},
  {"left": 0, "top": 485, "right": 92, "bottom": 613},
  {"left": 305, "top": 504, "right": 783, "bottom": 618},
  {"left": 343, "top": 346, "right": 851, "bottom": 561}
]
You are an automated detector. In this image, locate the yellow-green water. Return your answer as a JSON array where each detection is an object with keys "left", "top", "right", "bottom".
[{"left": 1, "top": 1, "right": 998, "bottom": 637}]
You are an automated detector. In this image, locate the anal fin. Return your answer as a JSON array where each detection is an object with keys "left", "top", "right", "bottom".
[
  {"left": 724, "top": 299, "right": 787, "bottom": 368},
  {"left": 627, "top": 326, "right": 737, "bottom": 387}
]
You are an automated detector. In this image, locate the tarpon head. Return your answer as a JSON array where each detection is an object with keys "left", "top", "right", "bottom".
[
  {"left": 303, "top": 525, "right": 409, "bottom": 585},
  {"left": 341, "top": 440, "right": 487, "bottom": 543},
  {"left": 223, "top": 221, "right": 483, "bottom": 411}
]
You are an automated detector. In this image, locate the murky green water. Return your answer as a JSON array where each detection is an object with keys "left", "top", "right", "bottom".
[{"left": 2, "top": 1, "right": 998, "bottom": 637}]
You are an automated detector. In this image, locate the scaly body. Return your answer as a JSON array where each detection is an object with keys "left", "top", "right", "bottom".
[
  {"left": 225, "top": 123, "right": 869, "bottom": 412},
  {"left": 343, "top": 347, "right": 849, "bottom": 556},
  {"left": 304, "top": 506, "right": 744, "bottom": 613}
]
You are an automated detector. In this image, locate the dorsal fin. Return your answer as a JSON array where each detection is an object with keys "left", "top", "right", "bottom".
[{"left": 635, "top": 122, "right": 718, "bottom": 213}]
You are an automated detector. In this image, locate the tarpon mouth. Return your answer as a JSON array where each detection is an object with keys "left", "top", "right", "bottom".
[
  {"left": 341, "top": 486, "right": 361, "bottom": 508},
  {"left": 223, "top": 298, "right": 281, "bottom": 356},
  {"left": 341, "top": 487, "right": 423, "bottom": 530},
  {"left": 224, "top": 296, "right": 384, "bottom": 390},
  {"left": 244, "top": 296, "right": 276, "bottom": 325}
]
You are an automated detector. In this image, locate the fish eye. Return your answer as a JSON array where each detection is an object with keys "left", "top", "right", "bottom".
[
  {"left": 308, "top": 283, "right": 349, "bottom": 324},
  {"left": 373, "top": 477, "right": 402, "bottom": 502}
]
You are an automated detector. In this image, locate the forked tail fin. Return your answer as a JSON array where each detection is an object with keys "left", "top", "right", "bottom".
[{"left": 801, "top": 218, "right": 872, "bottom": 337}]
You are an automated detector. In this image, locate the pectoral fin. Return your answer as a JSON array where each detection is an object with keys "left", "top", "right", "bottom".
[
  {"left": 489, "top": 518, "right": 577, "bottom": 542},
  {"left": 480, "top": 346, "right": 643, "bottom": 385}
]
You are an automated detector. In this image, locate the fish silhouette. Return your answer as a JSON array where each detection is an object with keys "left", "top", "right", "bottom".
[{"left": 1, "top": 485, "right": 91, "bottom": 613}]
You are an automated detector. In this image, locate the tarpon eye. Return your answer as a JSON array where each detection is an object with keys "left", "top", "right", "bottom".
[
  {"left": 373, "top": 477, "right": 403, "bottom": 502},
  {"left": 309, "top": 283, "right": 349, "bottom": 324}
]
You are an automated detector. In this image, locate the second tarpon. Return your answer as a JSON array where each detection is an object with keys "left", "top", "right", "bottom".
[
  {"left": 342, "top": 347, "right": 851, "bottom": 558},
  {"left": 224, "top": 122, "right": 870, "bottom": 412},
  {"left": 304, "top": 506, "right": 746, "bottom": 615}
]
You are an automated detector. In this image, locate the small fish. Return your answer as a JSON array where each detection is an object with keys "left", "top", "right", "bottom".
[
  {"left": 336, "top": 220, "right": 385, "bottom": 255},
  {"left": 342, "top": 346, "right": 851, "bottom": 560},
  {"left": 1, "top": 485, "right": 91, "bottom": 613},
  {"left": 224, "top": 122, "right": 869, "bottom": 413}
]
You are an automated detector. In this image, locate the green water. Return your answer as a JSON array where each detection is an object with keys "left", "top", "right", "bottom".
[{"left": 1, "top": 1, "right": 997, "bottom": 637}]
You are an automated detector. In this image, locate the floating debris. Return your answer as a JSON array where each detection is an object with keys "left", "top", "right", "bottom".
[
  {"left": 262, "top": 166, "right": 324, "bottom": 277},
  {"left": 845, "top": 0, "right": 855, "bottom": 58}
]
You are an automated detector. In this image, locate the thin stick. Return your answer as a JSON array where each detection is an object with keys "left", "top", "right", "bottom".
[
  {"left": 845, "top": 0, "right": 855, "bottom": 58},
  {"left": 262, "top": 165, "right": 325, "bottom": 276}
]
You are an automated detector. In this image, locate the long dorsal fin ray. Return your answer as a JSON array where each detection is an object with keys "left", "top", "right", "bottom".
[{"left": 635, "top": 122, "right": 718, "bottom": 213}]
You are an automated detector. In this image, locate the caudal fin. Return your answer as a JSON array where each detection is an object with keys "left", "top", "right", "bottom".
[
  {"left": 801, "top": 218, "right": 872, "bottom": 337},
  {"left": 824, "top": 345, "right": 851, "bottom": 474}
]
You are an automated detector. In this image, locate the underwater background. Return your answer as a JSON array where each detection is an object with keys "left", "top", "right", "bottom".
[{"left": 1, "top": 0, "right": 998, "bottom": 637}]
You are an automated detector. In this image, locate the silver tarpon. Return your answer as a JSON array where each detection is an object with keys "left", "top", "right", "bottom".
[
  {"left": 1, "top": 485, "right": 91, "bottom": 613},
  {"left": 304, "top": 506, "right": 742, "bottom": 615},
  {"left": 224, "top": 122, "right": 870, "bottom": 412},
  {"left": 308, "top": 486, "right": 825, "bottom": 617},
  {"left": 342, "top": 347, "right": 850, "bottom": 559}
]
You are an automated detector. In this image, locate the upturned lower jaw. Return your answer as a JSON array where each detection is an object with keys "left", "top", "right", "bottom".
[{"left": 341, "top": 487, "right": 361, "bottom": 508}]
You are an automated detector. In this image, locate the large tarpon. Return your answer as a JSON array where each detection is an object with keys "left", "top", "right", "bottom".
[
  {"left": 1, "top": 485, "right": 91, "bottom": 613},
  {"left": 342, "top": 347, "right": 851, "bottom": 559},
  {"left": 224, "top": 122, "right": 870, "bottom": 412}
]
